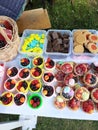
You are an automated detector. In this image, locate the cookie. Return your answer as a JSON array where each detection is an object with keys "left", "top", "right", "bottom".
[
  {"left": 87, "top": 42, "right": 98, "bottom": 54},
  {"left": 75, "top": 34, "right": 86, "bottom": 44},
  {"left": 74, "top": 44, "right": 84, "bottom": 53},
  {"left": 88, "top": 34, "right": 98, "bottom": 43}
]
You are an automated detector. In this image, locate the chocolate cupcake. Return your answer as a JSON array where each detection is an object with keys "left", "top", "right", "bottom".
[{"left": 83, "top": 73, "right": 98, "bottom": 87}]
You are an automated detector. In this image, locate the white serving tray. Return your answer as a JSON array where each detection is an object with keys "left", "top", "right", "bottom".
[{"left": 0, "top": 52, "right": 98, "bottom": 121}]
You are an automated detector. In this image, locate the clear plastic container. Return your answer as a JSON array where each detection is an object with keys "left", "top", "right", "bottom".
[
  {"left": 44, "top": 29, "right": 72, "bottom": 59},
  {"left": 18, "top": 29, "right": 46, "bottom": 57},
  {"left": 72, "top": 29, "right": 97, "bottom": 60}
]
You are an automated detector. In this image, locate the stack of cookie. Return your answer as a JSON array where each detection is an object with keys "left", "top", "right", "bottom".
[{"left": 73, "top": 30, "right": 98, "bottom": 54}]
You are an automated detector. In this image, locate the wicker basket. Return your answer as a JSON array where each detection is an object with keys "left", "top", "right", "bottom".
[{"left": 0, "top": 16, "right": 20, "bottom": 62}]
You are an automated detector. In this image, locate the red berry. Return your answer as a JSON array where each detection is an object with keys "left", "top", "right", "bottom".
[
  {"left": 34, "top": 71, "right": 40, "bottom": 76},
  {"left": 33, "top": 103, "right": 37, "bottom": 107},
  {"left": 93, "top": 92, "right": 98, "bottom": 99},
  {"left": 47, "top": 57, "right": 51, "bottom": 62},
  {"left": 86, "top": 74, "right": 92, "bottom": 80}
]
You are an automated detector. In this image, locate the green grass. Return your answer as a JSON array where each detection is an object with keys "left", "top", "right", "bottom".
[
  {"left": 26, "top": 0, "right": 98, "bottom": 30},
  {"left": 0, "top": 0, "right": 98, "bottom": 130},
  {"left": 0, "top": 114, "right": 98, "bottom": 130},
  {"left": 35, "top": 117, "right": 98, "bottom": 130}
]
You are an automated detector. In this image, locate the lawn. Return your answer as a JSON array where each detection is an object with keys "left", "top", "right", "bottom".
[
  {"left": 26, "top": 0, "right": 98, "bottom": 30},
  {"left": 0, "top": 0, "right": 98, "bottom": 130}
]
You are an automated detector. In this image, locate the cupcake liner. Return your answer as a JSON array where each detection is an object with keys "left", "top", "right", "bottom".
[
  {"left": 30, "top": 67, "right": 43, "bottom": 79},
  {"left": 32, "top": 56, "right": 44, "bottom": 68},
  {"left": 18, "top": 68, "right": 30, "bottom": 80},
  {"left": 42, "top": 71, "right": 55, "bottom": 85},
  {"left": 29, "top": 79, "right": 42, "bottom": 93},
  {"left": 41, "top": 85, "right": 54, "bottom": 98},
  {"left": 19, "top": 57, "right": 32, "bottom": 69},
  {"left": 7, "top": 66, "right": 19, "bottom": 79},
  {"left": 16, "top": 80, "right": 29, "bottom": 93},
  {"left": 14, "top": 92, "right": 27, "bottom": 106},
  {"left": 28, "top": 94, "right": 43, "bottom": 109},
  {"left": 4, "top": 78, "right": 16, "bottom": 92},
  {"left": 0, "top": 92, "right": 13, "bottom": 106}
]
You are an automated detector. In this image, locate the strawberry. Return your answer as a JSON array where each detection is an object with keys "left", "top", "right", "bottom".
[
  {"left": 33, "top": 103, "right": 37, "bottom": 108},
  {"left": 93, "top": 92, "right": 98, "bottom": 99},
  {"left": 47, "top": 57, "right": 51, "bottom": 62},
  {"left": 86, "top": 74, "right": 92, "bottom": 80},
  {"left": 34, "top": 71, "right": 40, "bottom": 76},
  {"left": 33, "top": 80, "right": 38, "bottom": 84}
]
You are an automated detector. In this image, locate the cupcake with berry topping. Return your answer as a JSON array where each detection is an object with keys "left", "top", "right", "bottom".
[
  {"left": 7, "top": 66, "right": 18, "bottom": 79},
  {"left": 42, "top": 85, "right": 54, "bottom": 98},
  {"left": 55, "top": 71, "right": 65, "bottom": 82},
  {"left": 44, "top": 57, "right": 55, "bottom": 71},
  {"left": 60, "top": 62, "right": 74, "bottom": 74},
  {"left": 54, "top": 95, "right": 66, "bottom": 109},
  {"left": 16, "top": 80, "right": 28, "bottom": 93},
  {"left": 91, "top": 88, "right": 98, "bottom": 103},
  {"left": 60, "top": 86, "right": 74, "bottom": 101},
  {"left": 28, "top": 94, "right": 42, "bottom": 109},
  {"left": 33, "top": 56, "right": 44, "bottom": 68},
  {"left": 42, "top": 71, "right": 55, "bottom": 85},
  {"left": 0, "top": 92, "right": 13, "bottom": 106},
  {"left": 75, "top": 87, "right": 90, "bottom": 102},
  {"left": 4, "top": 78, "right": 16, "bottom": 92},
  {"left": 90, "top": 62, "right": 98, "bottom": 73},
  {"left": 14, "top": 93, "right": 26, "bottom": 106},
  {"left": 64, "top": 73, "right": 78, "bottom": 87},
  {"left": 74, "top": 63, "right": 88, "bottom": 76},
  {"left": 55, "top": 61, "right": 64, "bottom": 71},
  {"left": 29, "top": 79, "right": 42, "bottom": 93},
  {"left": 30, "top": 67, "right": 43, "bottom": 79},
  {"left": 20, "top": 57, "right": 31, "bottom": 69},
  {"left": 82, "top": 99, "right": 94, "bottom": 114},
  {"left": 18, "top": 68, "right": 30, "bottom": 80},
  {"left": 83, "top": 73, "right": 98, "bottom": 87},
  {"left": 68, "top": 97, "right": 80, "bottom": 111}
]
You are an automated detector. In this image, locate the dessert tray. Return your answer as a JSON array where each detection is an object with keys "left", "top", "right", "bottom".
[{"left": 0, "top": 29, "right": 98, "bottom": 121}]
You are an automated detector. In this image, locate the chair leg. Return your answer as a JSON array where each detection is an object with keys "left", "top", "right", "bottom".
[{"left": 41, "top": 0, "right": 46, "bottom": 9}]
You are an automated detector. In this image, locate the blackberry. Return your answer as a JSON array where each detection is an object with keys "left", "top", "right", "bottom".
[
  {"left": 21, "top": 59, "right": 30, "bottom": 66},
  {"left": 50, "top": 60, "right": 54, "bottom": 66},
  {"left": 22, "top": 81, "right": 27, "bottom": 89},
  {"left": 91, "top": 75, "right": 96, "bottom": 84},
  {"left": 49, "top": 75, "right": 54, "bottom": 82},
  {"left": 10, "top": 84, "right": 15, "bottom": 89},
  {"left": 0, "top": 40, "right": 6, "bottom": 48},
  {"left": 30, "top": 84, "right": 37, "bottom": 91},
  {"left": 36, "top": 67, "right": 41, "bottom": 73},
  {"left": 1, "top": 96, "right": 8, "bottom": 102},
  {"left": 62, "top": 92, "right": 71, "bottom": 99},
  {"left": 23, "top": 71, "right": 29, "bottom": 78},
  {"left": 37, "top": 58, "right": 43, "bottom": 65},
  {"left": 33, "top": 97, "right": 40, "bottom": 102}
]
